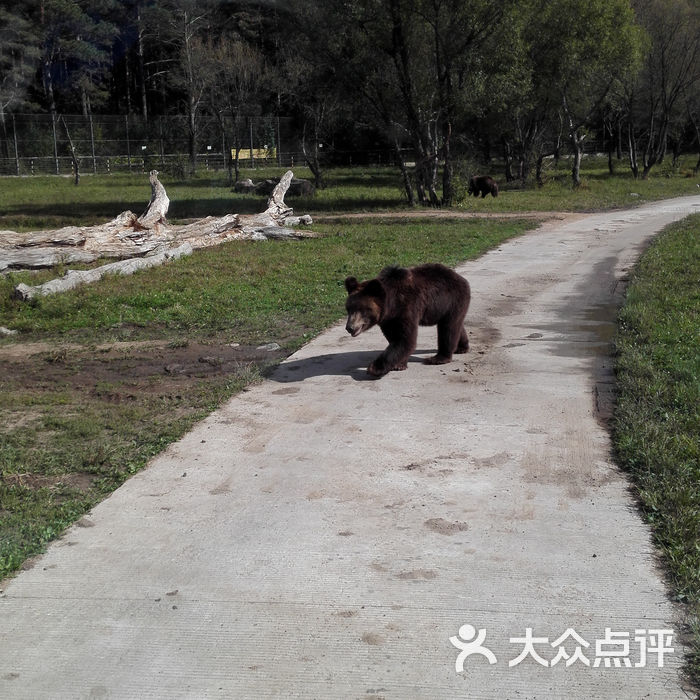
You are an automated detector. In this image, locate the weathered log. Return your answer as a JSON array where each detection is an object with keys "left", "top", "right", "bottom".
[
  {"left": 0, "top": 210, "right": 167, "bottom": 270},
  {"left": 13, "top": 244, "right": 193, "bottom": 301},
  {"left": 136, "top": 170, "right": 169, "bottom": 229},
  {"left": 0, "top": 247, "right": 98, "bottom": 272},
  {"left": 0, "top": 228, "right": 87, "bottom": 248},
  {"left": 2, "top": 169, "right": 313, "bottom": 300}
]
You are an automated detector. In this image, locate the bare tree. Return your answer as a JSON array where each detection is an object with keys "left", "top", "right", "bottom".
[
  {"left": 163, "top": 0, "right": 215, "bottom": 175},
  {"left": 201, "top": 36, "right": 266, "bottom": 184},
  {"left": 0, "top": 8, "right": 40, "bottom": 146},
  {"left": 626, "top": 0, "right": 700, "bottom": 179}
]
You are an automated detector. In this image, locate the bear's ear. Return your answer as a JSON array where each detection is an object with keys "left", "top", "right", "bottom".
[
  {"left": 363, "top": 279, "right": 386, "bottom": 299},
  {"left": 345, "top": 276, "right": 359, "bottom": 293}
]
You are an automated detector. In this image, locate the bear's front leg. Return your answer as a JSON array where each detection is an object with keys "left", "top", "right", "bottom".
[
  {"left": 368, "top": 356, "right": 409, "bottom": 376},
  {"left": 368, "top": 320, "right": 416, "bottom": 377}
]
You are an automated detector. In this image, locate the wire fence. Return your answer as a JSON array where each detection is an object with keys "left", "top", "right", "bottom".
[
  {"left": 2, "top": 113, "right": 635, "bottom": 179},
  {"left": 0, "top": 114, "right": 400, "bottom": 177},
  {"left": 0, "top": 114, "right": 286, "bottom": 177}
]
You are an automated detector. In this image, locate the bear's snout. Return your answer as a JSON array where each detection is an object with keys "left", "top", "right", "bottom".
[
  {"left": 345, "top": 312, "right": 366, "bottom": 337},
  {"left": 346, "top": 318, "right": 361, "bottom": 337}
]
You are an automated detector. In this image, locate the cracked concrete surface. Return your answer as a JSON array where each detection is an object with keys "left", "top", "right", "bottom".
[{"left": 2, "top": 196, "right": 699, "bottom": 699}]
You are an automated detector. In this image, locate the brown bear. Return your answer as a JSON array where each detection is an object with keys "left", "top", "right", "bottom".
[
  {"left": 344, "top": 263, "right": 471, "bottom": 377},
  {"left": 468, "top": 175, "right": 498, "bottom": 198}
]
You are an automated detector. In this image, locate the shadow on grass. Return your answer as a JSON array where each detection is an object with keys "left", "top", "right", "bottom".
[
  {"left": 323, "top": 173, "right": 402, "bottom": 188},
  {"left": 0, "top": 201, "right": 147, "bottom": 226},
  {"left": 2, "top": 194, "right": 408, "bottom": 227}
]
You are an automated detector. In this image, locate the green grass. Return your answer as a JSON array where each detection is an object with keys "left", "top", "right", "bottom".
[
  {"left": 1, "top": 156, "right": 698, "bottom": 233},
  {"left": 0, "top": 216, "right": 535, "bottom": 579},
  {"left": 0, "top": 166, "right": 405, "bottom": 231},
  {"left": 454, "top": 155, "right": 700, "bottom": 212},
  {"left": 0, "top": 218, "right": 529, "bottom": 342},
  {"left": 613, "top": 213, "right": 700, "bottom": 684}
]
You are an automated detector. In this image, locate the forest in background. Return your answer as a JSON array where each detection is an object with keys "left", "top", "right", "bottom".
[{"left": 1, "top": 0, "right": 699, "bottom": 204}]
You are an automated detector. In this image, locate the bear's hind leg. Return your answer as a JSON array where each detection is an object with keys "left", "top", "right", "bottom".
[
  {"left": 424, "top": 318, "right": 456, "bottom": 365},
  {"left": 455, "top": 327, "right": 469, "bottom": 354}
]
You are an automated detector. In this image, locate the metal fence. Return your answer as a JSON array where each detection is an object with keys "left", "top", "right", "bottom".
[
  {"left": 0, "top": 114, "right": 403, "bottom": 177},
  {"left": 0, "top": 114, "right": 300, "bottom": 177}
]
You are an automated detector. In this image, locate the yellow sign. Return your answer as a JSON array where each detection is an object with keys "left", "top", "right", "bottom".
[{"left": 233, "top": 147, "right": 276, "bottom": 159}]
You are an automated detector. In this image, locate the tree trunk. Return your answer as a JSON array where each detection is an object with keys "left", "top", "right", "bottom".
[
  {"left": 301, "top": 119, "right": 325, "bottom": 190},
  {"left": 230, "top": 112, "right": 242, "bottom": 183},
  {"left": 627, "top": 121, "right": 639, "bottom": 179},
  {"left": 60, "top": 116, "right": 80, "bottom": 186},
  {"left": 388, "top": 0, "right": 438, "bottom": 206},
  {"left": 518, "top": 155, "right": 526, "bottom": 183},
  {"left": 416, "top": 155, "right": 440, "bottom": 206},
  {"left": 393, "top": 136, "right": 415, "bottom": 206},
  {"left": 640, "top": 114, "right": 670, "bottom": 179},
  {"left": 441, "top": 121, "right": 453, "bottom": 207},
  {"left": 605, "top": 118, "right": 615, "bottom": 174},
  {"left": 0, "top": 110, "right": 9, "bottom": 160},
  {"left": 535, "top": 154, "right": 545, "bottom": 188},
  {"left": 136, "top": 4, "right": 148, "bottom": 122},
  {"left": 570, "top": 132, "right": 583, "bottom": 188},
  {"left": 687, "top": 105, "right": 700, "bottom": 174},
  {"left": 124, "top": 55, "right": 132, "bottom": 114},
  {"left": 563, "top": 97, "right": 583, "bottom": 188},
  {"left": 188, "top": 95, "right": 197, "bottom": 176},
  {"left": 503, "top": 138, "right": 515, "bottom": 182},
  {"left": 413, "top": 123, "right": 440, "bottom": 207},
  {"left": 81, "top": 86, "right": 89, "bottom": 117},
  {"left": 215, "top": 111, "right": 233, "bottom": 186},
  {"left": 671, "top": 137, "right": 682, "bottom": 169},
  {"left": 554, "top": 113, "right": 564, "bottom": 165},
  {"left": 234, "top": 147, "right": 241, "bottom": 184}
]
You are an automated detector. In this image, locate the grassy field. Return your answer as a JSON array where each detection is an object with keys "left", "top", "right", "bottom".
[
  {"left": 0, "top": 155, "right": 698, "bottom": 232},
  {"left": 613, "top": 214, "right": 700, "bottom": 681}
]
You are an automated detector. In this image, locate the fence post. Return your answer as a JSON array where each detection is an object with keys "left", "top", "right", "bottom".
[
  {"left": 249, "top": 117, "right": 254, "bottom": 168},
  {"left": 125, "top": 114, "right": 131, "bottom": 171},
  {"left": 221, "top": 128, "right": 225, "bottom": 171},
  {"left": 276, "top": 115, "right": 281, "bottom": 167},
  {"left": 12, "top": 114, "right": 19, "bottom": 175},
  {"left": 51, "top": 114, "right": 59, "bottom": 175},
  {"left": 89, "top": 113, "right": 97, "bottom": 174},
  {"left": 159, "top": 116, "right": 165, "bottom": 169}
]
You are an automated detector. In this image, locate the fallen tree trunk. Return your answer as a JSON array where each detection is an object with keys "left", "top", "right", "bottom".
[
  {"left": 2, "top": 170, "right": 314, "bottom": 300},
  {"left": 14, "top": 244, "right": 193, "bottom": 301}
]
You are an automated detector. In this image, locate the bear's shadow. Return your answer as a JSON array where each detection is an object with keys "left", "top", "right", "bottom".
[{"left": 270, "top": 349, "right": 435, "bottom": 383}]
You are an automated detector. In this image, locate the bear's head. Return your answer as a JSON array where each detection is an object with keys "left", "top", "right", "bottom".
[{"left": 344, "top": 276, "right": 385, "bottom": 337}]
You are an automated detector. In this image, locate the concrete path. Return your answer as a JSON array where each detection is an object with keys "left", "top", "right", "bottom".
[{"left": 2, "top": 196, "right": 699, "bottom": 699}]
